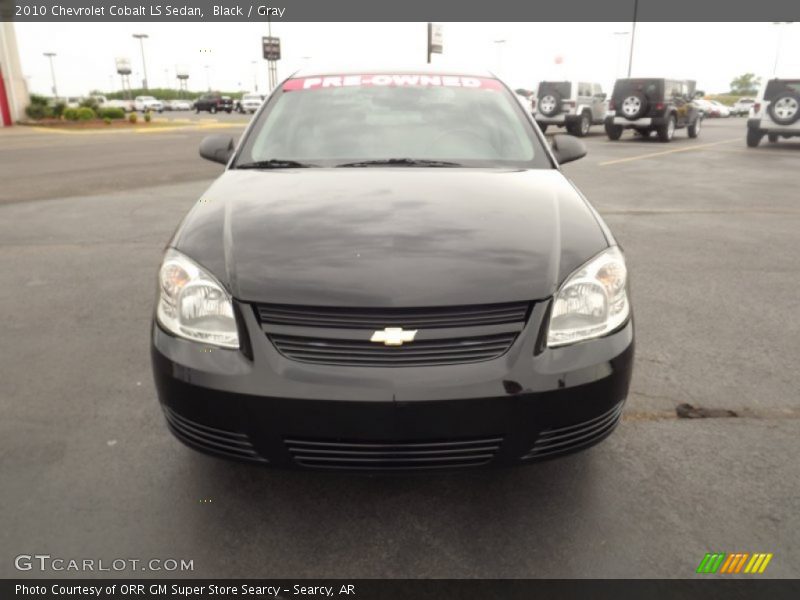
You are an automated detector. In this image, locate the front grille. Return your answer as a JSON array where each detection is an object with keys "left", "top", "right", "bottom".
[
  {"left": 522, "top": 401, "right": 624, "bottom": 461},
  {"left": 270, "top": 333, "right": 516, "bottom": 367},
  {"left": 285, "top": 436, "right": 504, "bottom": 470},
  {"left": 255, "top": 301, "right": 531, "bottom": 367},
  {"left": 255, "top": 301, "right": 530, "bottom": 330},
  {"left": 163, "top": 406, "right": 267, "bottom": 463}
]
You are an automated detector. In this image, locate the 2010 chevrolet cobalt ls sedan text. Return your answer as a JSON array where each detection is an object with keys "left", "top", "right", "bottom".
[{"left": 151, "top": 69, "right": 634, "bottom": 470}]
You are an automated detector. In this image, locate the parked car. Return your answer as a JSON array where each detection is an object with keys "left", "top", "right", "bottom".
[
  {"left": 165, "top": 99, "right": 192, "bottom": 111},
  {"left": 151, "top": 68, "right": 634, "bottom": 470},
  {"left": 731, "top": 97, "right": 755, "bottom": 117},
  {"left": 65, "top": 97, "right": 82, "bottom": 109},
  {"left": 747, "top": 78, "right": 800, "bottom": 147},
  {"left": 238, "top": 93, "right": 264, "bottom": 114},
  {"left": 605, "top": 78, "right": 701, "bottom": 142},
  {"left": 692, "top": 98, "right": 714, "bottom": 117},
  {"left": 194, "top": 92, "right": 233, "bottom": 114},
  {"left": 90, "top": 95, "right": 108, "bottom": 108},
  {"left": 534, "top": 80, "right": 607, "bottom": 137},
  {"left": 133, "top": 96, "right": 164, "bottom": 113},
  {"left": 708, "top": 100, "right": 731, "bottom": 118},
  {"left": 515, "top": 91, "right": 534, "bottom": 114},
  {"left": 106, "top": 99, "right": 133, "bottom": 112}
]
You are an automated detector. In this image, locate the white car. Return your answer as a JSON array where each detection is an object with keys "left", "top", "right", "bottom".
[
  {"left": 165, "top": 99, "right": 192, "bottom": 111},
  {"left": 747, "top": 78, "right": 800, "bottom": 147},
  {"left": 709, "top": 100, "right": 731, "bottom": 118},
  {"left": 106, "top": 99, "right": 133, "bottom": 112},
  {"left": 534, "top": 80, "right": 607, "bottom": 137},
  {"left": 133, "top": 96, "right": 164, "bottom": 113},
  {"left": 515, "top": 92, "right": 533, "bottom": 114},
  {"left": 239, "top": 93, "right": 264, "bottom": 114},
  {"left": 731, "top": 97, "right": 755, "bottom": 117},
  {"left": 692, "top": 98, "right": 714, "bottom": 116}
]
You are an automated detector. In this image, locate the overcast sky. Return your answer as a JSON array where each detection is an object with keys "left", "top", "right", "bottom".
[{"left": 14, "top": 21, "right": 800, "bottom": 97}]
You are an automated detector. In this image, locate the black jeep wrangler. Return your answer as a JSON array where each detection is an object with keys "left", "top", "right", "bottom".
[{"left": 605, "top": 78, "right": 701, "bottom": 142}]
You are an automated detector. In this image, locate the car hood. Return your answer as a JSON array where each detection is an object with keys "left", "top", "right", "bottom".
[{"left": 172, "top": 169, "right": 610, "bottom": 306}]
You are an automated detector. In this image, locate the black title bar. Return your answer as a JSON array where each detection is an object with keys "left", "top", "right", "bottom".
[
  {"left": 4, "top": 579, "right": 800, "bottom": 600},
  {"left": 2, "top": 0, "right": 800, "bottom": 22}
]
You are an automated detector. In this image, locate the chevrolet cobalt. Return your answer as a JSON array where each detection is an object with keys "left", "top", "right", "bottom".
[{"left": 151, "top": 69, "right": 634, "bottom": 470}]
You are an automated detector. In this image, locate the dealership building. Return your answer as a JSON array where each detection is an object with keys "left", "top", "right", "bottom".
[{"left": 0, "top": 22, "right": 29, "bottom": 126}]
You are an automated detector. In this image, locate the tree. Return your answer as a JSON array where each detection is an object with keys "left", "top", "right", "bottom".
[{"left": 730, "top": 73, "right": 761, "bottom": 96}]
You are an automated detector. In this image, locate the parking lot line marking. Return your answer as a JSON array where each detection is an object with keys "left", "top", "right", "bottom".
[{"left": 598, "top": 138, "right": 739, "bottom": 166}]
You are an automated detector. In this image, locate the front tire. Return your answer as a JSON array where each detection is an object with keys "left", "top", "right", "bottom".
[
  {"left": 210, "top": 106, "right": 217, "bottom": 114},
  {"left": 687, "top": 116, "right": 701, "bottom": 138},
  {"left": 746, "top": 126, "right": 763, "bottom": 148},
  {"left": 657, "top": 115, "right": 676, "bottom": 142},
  {"left": 605, "top": 122, "right": 623, "bottom": 140}
]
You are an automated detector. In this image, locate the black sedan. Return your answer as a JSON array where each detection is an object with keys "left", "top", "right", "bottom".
[{"left": 151, "top": 69, "right": 634, "bottom": 470}]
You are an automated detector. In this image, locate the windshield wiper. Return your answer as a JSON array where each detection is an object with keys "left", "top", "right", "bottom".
[
  {"left": 336, "top": 158, "right": 463, "bottom": 168},
  {"left": 235, "top": 159, "right": 318, "bottom": 169}
]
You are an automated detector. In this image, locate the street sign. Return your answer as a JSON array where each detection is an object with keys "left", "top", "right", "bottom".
[
  {"left": 429, "top": 23, "right": 443, "bottom": 54},
  {"left": 262, "top": 36, "right": 281, "bottom": 61}
]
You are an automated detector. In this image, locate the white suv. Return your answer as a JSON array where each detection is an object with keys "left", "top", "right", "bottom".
[
  {"left": 747, "top": 79, "right": 800, "bottom": 147},
  {"left": 534, "top": 81, "right": 607, "bottom": 137},
  {"left": 133, "top": 96, "right": 164, "bottom": 113}
]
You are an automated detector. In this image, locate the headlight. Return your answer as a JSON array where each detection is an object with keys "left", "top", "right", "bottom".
[
  {"left": 156, "top": 249, "right": 239, "bottom": 349},
  {"left": 547, "top": 246, "right": 630, "bottom": 347}
]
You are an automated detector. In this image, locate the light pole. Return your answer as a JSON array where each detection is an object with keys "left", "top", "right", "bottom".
[
  {"left": 132, "top": 33, "right": 149, "bottom": 90},
  {"left": 628, "top": 0, "right": 638, "bottom": 77},
  {"left": 43, "top": 52, "right": 58, "bottom": 99},
  {"left": 772, "top": 22, "right": 793, "bottom": 76},
  {"left": 204, "top": 65, "right": 211, "bottom": 91},
  {"left": 251, "top": 60, "right": 258, "bottom": 92}
]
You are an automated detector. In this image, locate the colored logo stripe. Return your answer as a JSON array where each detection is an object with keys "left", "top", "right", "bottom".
[
  {"left": 697, "top": 552, "right": 773, "bottom": 574},
  {"left": 744, "top": 553, "right": 774, "bottom": 574},
  {"left": 697, "top": 553, "right": 726, "bottom": 573}
]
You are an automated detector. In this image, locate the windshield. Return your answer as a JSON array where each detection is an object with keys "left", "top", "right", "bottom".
[{"left": 235, "top": 73, "right": 548, "bottom": 169}]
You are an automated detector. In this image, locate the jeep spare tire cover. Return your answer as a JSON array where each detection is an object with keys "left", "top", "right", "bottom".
[
  {"left": 539, "top": 92, "right": 562, "bottom": 117},
  {"left": 621, "top": 91, "right": 648, "bottom": 120},
  {"left": 768, "top": 92, "right": 800, "bottom": 125}
]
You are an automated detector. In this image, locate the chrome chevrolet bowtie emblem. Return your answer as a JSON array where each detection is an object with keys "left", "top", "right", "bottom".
[{"left": 370, "top": 327, "right": 417, "bottom": 346}]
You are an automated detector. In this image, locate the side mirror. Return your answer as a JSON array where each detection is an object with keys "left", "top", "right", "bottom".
[
  {"left": 550, "top": 134, "right": 587, "bottom": 165},
  {"left": 199, "top": 135, "right": 234, "bottom": 165}
]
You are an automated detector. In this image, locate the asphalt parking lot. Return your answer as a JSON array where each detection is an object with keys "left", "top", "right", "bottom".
[{"left": 1, "top": 118, "right": 798, "bottom": 578}]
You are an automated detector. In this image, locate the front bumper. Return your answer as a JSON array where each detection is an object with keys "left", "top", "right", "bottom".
[{"left": 151, "top": 301, "right": 634, "bottom": 470}]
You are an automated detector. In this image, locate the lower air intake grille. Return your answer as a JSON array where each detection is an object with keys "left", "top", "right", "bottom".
[
  {"left": 270, "top": 333, "right": 517, "bottom": 367},
  {"left": 163, "top": 406, "right": 267, "bottom": 463},
  {"left": 522, "top": 402, "right": 624, "bottom": 460},
  {"left": 285, "top": 436, "right": 504, "bottom": 470}
]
